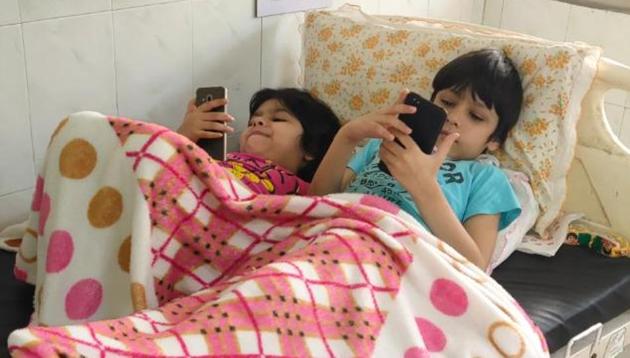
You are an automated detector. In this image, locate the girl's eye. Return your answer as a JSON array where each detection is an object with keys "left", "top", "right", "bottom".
[
  {"left": 440, "top": 99, "right": 455, "bottom": 107},
  {"left": 470, "top": 113, "right": 484, "bottom": 121},
  {"left": 272, "top": 118, "right": 286, "bottom": 122}
]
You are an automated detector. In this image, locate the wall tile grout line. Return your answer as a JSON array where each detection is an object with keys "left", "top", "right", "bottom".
[
  {"left": 190, "top": 0, "right": 194, "bottom": 98},
  {"left": 17, "top": 3, "right": 39, "bottom": 189},
  {"left": 0, "top": 187, "right": 34, "bottom": 199},
  {"left": 260, "top": 17, "right": 263, "bottom": 90},
  {"left": 8, "top": 0, "right": 189, "bottom": 26},
  {"left": 111, "top": 9, "right": 120, "bottom": 117}
]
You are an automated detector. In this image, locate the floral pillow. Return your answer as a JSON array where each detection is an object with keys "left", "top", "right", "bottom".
[{"left": 301, "top": 5, "right": 601, "bottom": 237}]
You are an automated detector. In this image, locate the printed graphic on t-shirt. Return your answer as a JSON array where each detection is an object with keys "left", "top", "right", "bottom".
[{"left": 440, "top": 161, "right": 464, "bottom": 184}]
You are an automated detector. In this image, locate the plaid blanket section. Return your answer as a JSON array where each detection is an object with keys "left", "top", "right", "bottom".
[{"left": 8, "top": 112, "right": 548, "bottom": 357}]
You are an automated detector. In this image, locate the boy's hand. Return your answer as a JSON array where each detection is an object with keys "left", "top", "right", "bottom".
[
  {"left": 379, "top": 130, "right": 459, "bottom": 195},
  {"left": 177, "top": 98, "right": 235, "bottom": 142},
  {"left": 339, "top": 89, "right": 414, "bottom": 145}
]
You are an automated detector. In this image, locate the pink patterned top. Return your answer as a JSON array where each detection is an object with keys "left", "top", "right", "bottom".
[{"left": 218, "top": 152, "right": 309, "bottom": 195}]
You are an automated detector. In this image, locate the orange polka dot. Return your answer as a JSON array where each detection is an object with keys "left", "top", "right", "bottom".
[
  {"left": 88, "top": 187, "right": 123, "bottom": 228},
  {"left": 488, "top": 321, "right": 525, "bottom": 358},
  {"left": 5, "top": 238, "right": 22, "bottom": 248},
  {"left": 37, "top": 283, "right": 44, "bottom": 318},
  {"left": 26, "top": 228, "right": 38, "bottom": 239},
  {"left": 59, "top": 138, "right": 97, "bottom": 179},
  {"left": 131, "top": 282, "right": 147, "bottom": 310},
  {"left": 51, "top": 117, "right": 69, "bottom": 140},
  {"left": 118, "top": 236, "right": 131, "bottom": 272}
]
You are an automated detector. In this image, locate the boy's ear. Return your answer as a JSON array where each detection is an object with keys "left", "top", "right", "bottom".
[
  {"left": 304, "top": 153, "right": 315, "bottom": 162},
  {"left": 485, "top": 139, "right": 500, "bottom": 152}
]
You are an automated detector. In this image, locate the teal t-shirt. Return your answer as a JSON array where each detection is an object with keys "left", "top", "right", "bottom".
[{"left": 346, "top": 139, "right": 521, "bottom": 230}]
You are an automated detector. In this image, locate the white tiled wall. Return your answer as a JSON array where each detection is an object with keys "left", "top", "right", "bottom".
[
  {"left": 113, "top": 2, "right": 192, "bottom": 129},
  {"left": 482, "top": 0, "right": 630, "bottom": 146},
  {"left": 2, "top": 0, "right": 629, "bottom": 228},
  {"left": 0, "top": 0, "right": 482, "bottom": 227}
]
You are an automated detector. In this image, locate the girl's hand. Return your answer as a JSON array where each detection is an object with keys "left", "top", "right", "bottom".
[
  {"left": 177, "top": 98, "right": 235, "bottom": 142},
  {"left": 339, "top": 89, "right": 415, "bottom": 145},
  {"left": 379, "top": 129, "right": 459, "bottom": 196}
]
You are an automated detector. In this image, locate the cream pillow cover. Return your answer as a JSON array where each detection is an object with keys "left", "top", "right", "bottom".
[{"left": 301, "top": 5, "right": 601, "bottom": 237}]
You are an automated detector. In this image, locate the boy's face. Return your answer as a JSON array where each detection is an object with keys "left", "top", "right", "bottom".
[
  {"left": 239, "top": 99, "right": 309, "bottom": 174},
  {"left": 433, "top": 87, "right": 500, "bottom": 160}
]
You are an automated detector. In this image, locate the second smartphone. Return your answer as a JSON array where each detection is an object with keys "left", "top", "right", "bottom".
[
  {"left": 378, "top": 91, "right": 447, "bottom": 175},
  {"left": 195, "top": 86, "right": 228, "bottom": 161}
]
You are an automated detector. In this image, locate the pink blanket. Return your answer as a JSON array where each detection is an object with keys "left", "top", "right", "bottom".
[{"left": 8, "top": 112, "right": 548, "bottom": 357}]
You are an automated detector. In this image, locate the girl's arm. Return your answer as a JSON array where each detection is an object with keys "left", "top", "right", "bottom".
[{"left": 178, "top": 98, "right": 234, "bottom": 142}]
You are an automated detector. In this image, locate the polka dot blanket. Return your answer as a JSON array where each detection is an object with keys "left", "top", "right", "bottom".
[{"left": 8, "top": 112, "right": 548, "bottom": 357}]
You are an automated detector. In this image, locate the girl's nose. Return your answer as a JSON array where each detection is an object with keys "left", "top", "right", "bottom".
[{"left": 251, "top": 117, "right": 266, "bottom": 127}]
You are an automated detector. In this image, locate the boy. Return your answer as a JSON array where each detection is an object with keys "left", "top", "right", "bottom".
[{"left": 309, "top": 49, "right": 523, "bottom": 270}]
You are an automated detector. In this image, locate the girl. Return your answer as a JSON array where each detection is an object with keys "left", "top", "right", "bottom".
[{"left": 178, "top": 88, "right": 341, "bottom": 195}]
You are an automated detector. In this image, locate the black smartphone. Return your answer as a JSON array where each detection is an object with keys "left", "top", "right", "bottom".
[
  {"left": 195, "top": 86, "right": 228, "bottom": 161},
  {"left": 378, "top": 92, "right": 447, "bottom": 175}
]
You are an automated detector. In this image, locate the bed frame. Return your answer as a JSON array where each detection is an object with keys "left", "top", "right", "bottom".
[
  {"left": 565, "top": 57, "right": 630, "bottom": 240},
  {"left": 554, "top": 56, "right": 630, "bottom": 357}
]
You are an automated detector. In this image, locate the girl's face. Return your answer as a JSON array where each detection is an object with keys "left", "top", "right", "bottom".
[
  {"left": 239, "top": 99, "right": 311, "bottom": 174},
  {"left": 433, "top": 87, "right": 501, "bottom": 160}
]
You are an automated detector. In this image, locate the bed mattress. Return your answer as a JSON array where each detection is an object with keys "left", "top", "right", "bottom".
[
  {"left": 1, "top": 246, "right": 628, "bottom": 356},
  {"left": 492, "top": 245, "right": 630, "bottom": 353}
]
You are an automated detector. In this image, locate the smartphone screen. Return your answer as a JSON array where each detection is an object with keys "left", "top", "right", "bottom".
[
  {"left": 195, "top": 86, "right": 228, "bottom": 161},
  {"left": 378, "top": 91, "right": 447, "bottom": 175}
]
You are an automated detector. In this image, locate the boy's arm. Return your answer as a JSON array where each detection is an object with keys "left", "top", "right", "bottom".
[
  {"left": 309, "top": 91, "right": 415, "bottom": 195},
  {"left": 308, "top": 134, "right": 357, "bottom": 195},
  {"left": 463, "top": 214, "right": 500, "bottom": 269},
  {"left": 409, "top": 182, "right": 496, "bottom": 270}
]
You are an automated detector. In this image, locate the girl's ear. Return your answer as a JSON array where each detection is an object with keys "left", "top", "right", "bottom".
[{"left": 304, "top": 153, "right": 315, "bottom": 162}]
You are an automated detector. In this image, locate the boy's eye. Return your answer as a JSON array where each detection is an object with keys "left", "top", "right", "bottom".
[
  {"left": 470, "top": 112, "right": 484, "bottom": 121},
  {"left": 440, "top": 99, "right": 455, "bottom": 107}
]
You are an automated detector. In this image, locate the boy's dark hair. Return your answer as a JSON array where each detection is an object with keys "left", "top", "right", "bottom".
[
  {"left": 249, "top": 88, "right": 341, "bottom": 182},
  {"left": 430, "top": 48, "right": 523, "bottom": 144}
]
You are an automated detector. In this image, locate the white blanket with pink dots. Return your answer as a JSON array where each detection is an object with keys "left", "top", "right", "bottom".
[{"left": 8, "top": 112, "right": 548, "bottom": 357}]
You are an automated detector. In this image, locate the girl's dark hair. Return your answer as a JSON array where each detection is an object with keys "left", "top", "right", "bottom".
[
  {"left": 430, "top": 48, "right": 523, "bottom": 144},
  {"left": 249, "top": 88, "right": 341, "bottom": 182}
]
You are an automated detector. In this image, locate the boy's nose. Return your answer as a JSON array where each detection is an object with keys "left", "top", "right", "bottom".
[{"left": 446, "top": 116, "right": 459, "bottom": 127}]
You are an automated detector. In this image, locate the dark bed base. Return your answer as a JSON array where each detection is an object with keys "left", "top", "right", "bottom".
[
  {"left": 0, "top": 250, "right": 34, "bottom": 357},
  {"left": 492, "top": 246, "right": 630, "bottom": 352}
]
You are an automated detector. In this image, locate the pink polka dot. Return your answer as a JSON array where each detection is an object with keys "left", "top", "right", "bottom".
[
  {"left": 359, "top": 195, "right": 400, "bottom": 214},
  {"left": 32, "top": 176, "right": 44, "bottom": 211},
  {"left": 46, "top": 230, "right": 74, "bottom": 273},
  {"left": 65, "top": 279, "right": 103, "bottom": 320},
  {"left": 404, "top": 346, "right": 430, "bottom": 358},
  {"left": 14, "top": 267, "right": 27, "bottom": 281},
  {"left": 430, "top": 278, "right": 468, "bottom": 316},
  {"left": 38, "top": 193, "right": 51, "bottom": 235},
  {"left": 415, "top": 317, "right": 446, "bottom": 352}
]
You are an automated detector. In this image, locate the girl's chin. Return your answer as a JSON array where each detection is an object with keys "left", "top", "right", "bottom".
[{"left": 241, "top": 145, "right": 267, "bottom": 156}]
